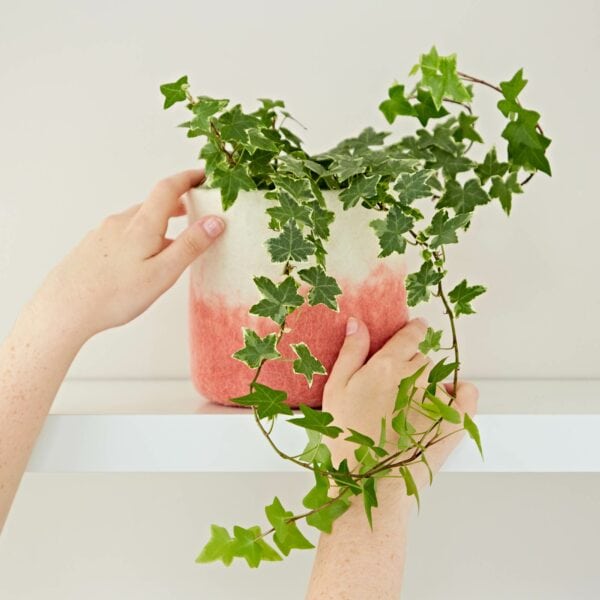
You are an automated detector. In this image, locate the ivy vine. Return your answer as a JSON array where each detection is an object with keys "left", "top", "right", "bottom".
[{"left": 160, "top": 46, "right": 551, "bottom": 568}]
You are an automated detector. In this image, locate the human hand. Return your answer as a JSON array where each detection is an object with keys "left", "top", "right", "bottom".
[
  {"left": 29, "top": 169, "right": 224, "bottom": 344},
  {"left": 323, "top": 316, "right": 478, "bottom": 490}
]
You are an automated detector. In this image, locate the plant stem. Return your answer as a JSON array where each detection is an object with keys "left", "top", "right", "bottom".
[{"left": 209, "top": 120, "right": 236, "bottom": 167}]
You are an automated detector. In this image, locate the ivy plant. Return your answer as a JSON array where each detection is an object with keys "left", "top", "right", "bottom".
[{"left": 160, "top": 46, "right": 550, "bottom": 568}]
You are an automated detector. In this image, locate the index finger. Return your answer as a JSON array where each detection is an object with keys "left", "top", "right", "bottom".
[{"left": 136, "top": 169, "right": 205, "bottom": 234}]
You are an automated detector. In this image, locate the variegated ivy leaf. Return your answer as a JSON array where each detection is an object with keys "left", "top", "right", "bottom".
[
  {"left": 369, "top": 205, "right": 414, "bottom": 257},
  {"left": 249, "top": 276, "right": 304, "bottom": 324},
  {"left": 427, "top": 210, "right": 470, "bottom": 248},
  {"left": 393, "top": 170, "right": 435, "bottom": 204},
  {"left": 232, "top": 328, "right": 280, "bottom": 369},
  {"left": 231, "top": 382, "right": 292, "bottom": 420},
  {"left": 339, "top": 173, "right": 381, "bottom": 209},
  {"left": 297, "top": 266, "right": 342, "bottom": 311},
  {"left": 291, "top": 343, "right": 326, "bottom": 386},
  {"left": 159, "top": 75, "right": 188, "bottom": 109},
  {"left": 448, "top": 279, "right": 486, "bottom": 317},
  {"left": 418, "top": 327, "right": 443, "bottom": 354},
  {"left": 405, "top": 261, "right": 444, "bottom": 306},
  {"left": 266, "top": 220, "right": 315, "bottom": 263},
  {"left": 266, "top": 191, "right": 311, "bottom": 227}
]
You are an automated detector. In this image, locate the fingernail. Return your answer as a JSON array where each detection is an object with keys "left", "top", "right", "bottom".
[
  {"left": 346, "top": 317, "right": 359, "bottom": 336},
  {"left": 201, "top": 216, "right": 224, "bottom": 238}
]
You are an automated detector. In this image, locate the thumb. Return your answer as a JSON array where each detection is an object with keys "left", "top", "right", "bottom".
[
  {"left": 326, "top": 317, "right": 371, "bottom": 390},
  {"left": 156, "top": 215, "right": 225, "bottom": 282}
]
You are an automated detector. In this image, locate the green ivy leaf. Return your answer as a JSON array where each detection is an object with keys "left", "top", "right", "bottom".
[
  {"left": 437, "top": 179, "right": 490, "bottom": 214},
  {"left": 369, "top": 205, "right": 414, "bottom": 257},
  {"left": 412, "top": 88, "right": 450, "bottom": 126},
  {"left": 399, "top": 466, "right": 420, "bottom": 510},
  {"left": 406, "top": 261, "right": 444, "bottom": 306},
  {"left": 416, "top": 46, "right": 472, "bottom": 109},
  {"left": 352, "top": 127, "right": 391, "bottom": 148},
  {"left": 299, "top": 430, "right": 332, "bottom": 466},
  {"left": 217, "top": 106, "right": 261, "bottom": 142},
  {"left": 196, "top": 524, "right": 235, "bottom": 566},
  {"left": 496, "top": 70, "right": 551, "bottom": 175},
  {"left": 308, "top": 201, "right": 335, "bottom": 240},
  {"left": 160, "top": 75, "right": 188, "bottom": 109},
  {"left": 232, "top": 328, "right": 280, "bottom": 369},
  {"left": 426, "top": 148, "right": 474, "bottom": 178},
  {"left": 448, "top": 279, "right": 486, "bottom": 317},
  {"left": 475, "top": 148, "right": 508, "bottom": 184},
  {"left": 424, "top": 392, "right": 462, "bottom": 424},
  {"left": 464, "top": 413, "right": 483, "bottom": 458},
  {"left": 303, "top": 472, "right": 350, "bottom": 533},
  {"left": 291, "top": 343, "right": 327, "bottom": 387},
  {"left": 271, "top": 175, "right": 313, "bottom": 201},
  {"left": 362, "top": 477, "right": 378, "bottom": 529},
  {"left": 250, "top": 276, "right": 304, "bottom": 325},
  {"left": 266, "top": 220, "right": 315, "bottom": 263},
  {"left": 395, "top": 364, "right": 428, "bottom": 411},
  {"left": 306, "top": 495, "right": 350, "bottom": 532},
  {"left": 428, "top": 357, "right": 458, "bottom": 384},
  {"left": 489, "top": 172, "right": 523, "bottom": 215},
  {"left": 189, "top": 97, "right": 229, "bottom": 133},
  {"left": 501, "top": 109, "right": 552, "bottom": 175},
  {"left": 297, "top": 266, "right": 342, "bottom": 311},
  {"left": 453, "top": 112, "right": 483, "bottom": 143},
  {"left": 379, "top": 84, "right": 416, "bottom": 124},
  {"left": 265, "top": 497, "right": 314, "bottom": 556},
  {"left": 278, "top": 155, "right": 307, "bottom": 177},
  {"left": 288, "top": 405, "right": 343, "bottom": 438},
  {"left": 419, "top": 327, "right": 443, "bottom": 354},
  {"left": 232, "top": 525, "right": 282, "bottom": 568},
  {"left": 345, "top": 429, "right": 376, "bottom": 448},
  {"left": 393, "top": 170, "right": 435, "bottom": 203},
  {"left": 427, "top": 210, "right": 470, "bottom": 248},
  {"left": 417, "top": 125, "right": 460, "bottom": 155},
  {"left": 339, "top": 174, "right": 381, "bottom": 209},
  {"left": 231, "top": 383, "right": 292, "bottom": 420},
  {"left": 266, "top": 192, "right": 311, "bottom": 226},
  {"left": 212, "top": 165, "right": 256, "bottom": 210},
  {"left": 329, "top": 155, "right": 367, "bottom": 182},
  {"left": 247, "top": 128, "right": 279, "bottom": 153}
]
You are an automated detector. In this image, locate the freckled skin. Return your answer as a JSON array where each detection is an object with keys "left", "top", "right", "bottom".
[{"left": 189, "top": 264, "right": 409, "bottom": 407}]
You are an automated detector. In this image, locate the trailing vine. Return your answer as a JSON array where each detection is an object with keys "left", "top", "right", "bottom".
[{"left": 160, "top": 46, "right": 551, "bottom": 567}]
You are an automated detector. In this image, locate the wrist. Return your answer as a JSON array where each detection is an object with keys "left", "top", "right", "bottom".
[{"left": 20, "top": 291, "right": 91, "bottom": 355}]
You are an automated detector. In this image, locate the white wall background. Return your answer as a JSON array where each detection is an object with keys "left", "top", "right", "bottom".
[{"left": 1, "top": 1, "right": 599, "bottom": 598}]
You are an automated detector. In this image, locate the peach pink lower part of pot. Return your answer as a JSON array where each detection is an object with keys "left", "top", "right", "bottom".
[{"left": 189, "top": 263, "right": 408, "bottom": 408}]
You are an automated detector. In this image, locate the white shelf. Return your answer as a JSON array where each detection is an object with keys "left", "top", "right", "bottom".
[{"left": 27, "top": 379, "right": 600, "bottom": 473}]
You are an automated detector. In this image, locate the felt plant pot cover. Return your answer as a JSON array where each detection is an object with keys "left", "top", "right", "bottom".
[{"left": 185, "top": 188, "right": 409, "bottom": 408}]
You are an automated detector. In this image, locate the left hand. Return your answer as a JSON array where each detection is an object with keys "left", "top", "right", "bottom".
[{"left": 30, "top": 169, "right": 225, "bottom": 344}]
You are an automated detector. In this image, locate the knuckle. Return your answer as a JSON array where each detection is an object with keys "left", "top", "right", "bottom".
[
  {"left": 372, "top": 354, "right": 399, "bottom": 379},
  {"left": 100, "top": 213, "right": 120, "bottom": 228}
]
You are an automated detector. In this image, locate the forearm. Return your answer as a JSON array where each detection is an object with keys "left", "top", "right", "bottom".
[
  {"left": 0, "top": 296, "right": 86, "bottom": 530},
  {"left": 306, "top": 479, "right": 412, "bottom": 600}
]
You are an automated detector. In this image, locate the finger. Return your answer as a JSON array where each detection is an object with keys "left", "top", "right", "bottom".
[
  {"left": 443, "top": 381, "right": 479, "bottom": 416},
  {"left": 135, "top": 169, "right": 205, "bottom": 236},
  {"left": 326, "top": 317, "right": 371, "bottom": 390},
  {"left": 118, "top": 202, "right": 142, "bottom": 220},
  {"left": 371, "top": 318, "right": 428, "bottom": 363},
  {"left": 152, "top": 215, "right": 224, "bottom": 285}
]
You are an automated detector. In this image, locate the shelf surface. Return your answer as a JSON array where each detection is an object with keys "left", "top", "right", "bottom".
[{"left": 27, "top": 379, "right": 600, "bottom": 473}]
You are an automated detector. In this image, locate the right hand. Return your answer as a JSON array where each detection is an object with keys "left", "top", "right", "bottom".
[{"left": 322, "top": 316, "right": 479, "bottom": 489}]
